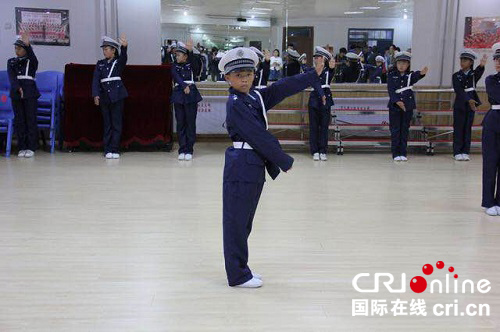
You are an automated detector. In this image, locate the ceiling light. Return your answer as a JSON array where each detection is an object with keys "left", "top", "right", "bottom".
[
  {"left": 403, "top": 14, "right": 408, "bottom": 19},
  {"left": 183, "top": 11, "right": 188, "bottom": 16},
  {"left": 252, "top": 7, "right": 272, "bottom": 11},
  {"left": 344, "top": 11, "right": 364, "bottom": 14},
  {"left": 251, "top": 15, "right": 255, "bottom": 18},
  {"left": 360, "top": 6, "right": 380, "bottom": 10}
]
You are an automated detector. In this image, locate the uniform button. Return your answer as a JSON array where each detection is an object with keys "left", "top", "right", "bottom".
[{"left": 107, "top": 90, "right": 110, "bottom": 92}]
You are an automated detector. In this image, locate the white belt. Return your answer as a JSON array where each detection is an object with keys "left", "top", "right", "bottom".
[
  {"left": 17, "top": 75, "right": 35, "bottom": 80},
  {"left": 321, "top": 84, "right": 330, "bottom": 89},
  {"left": 100, "top": 77, "right": 121, "bottom": 83},
  {"left": 175, "top": 80, "right": 194, "bottom": 87},
  {"left": 395, "top": 86, "right": 413, "bottom": 94},
  {"left": 464, "top": 87, "right": 475, "bottom": 92},
  {"left": 233, "top": 142, "right": 253, "bottom": 150},
  {"left": 492, "top": 105, "right": 500, "bottom": 110},
  {"left": 255, "top": 85, "right": 266, "bottom": 90}
]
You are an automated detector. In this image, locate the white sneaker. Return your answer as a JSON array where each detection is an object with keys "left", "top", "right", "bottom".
[
  {"left": 486, "top": 206, "right": 498, "bottom": 216},
  {"left": 320, "top": 153, "right": 328, "bottom": 161},
  {"left": 234, "top": 277, "right": 263, "bottom": 288},
  {"left": 394, "top": 156, "right": 402, "bottom": 161},
  {"left": 252, "top": 273, "right": 262, "bottom": 280},
  {"left": 313, "top": 153, "right": 320, "bottom": 161},
  {"left": 462, "top": 154, "right": 470, "bottom": 161},
  {"left": 178, "top": 153, "right": 185, "bottom": 160},
  {"left": 185, "top": 154, "right": 193, "bottom": 161},
  {"left": 400, "top": 156, "right": 408, "bottom": 162},
  {"left": 112, "top": 153, "right": 120, "bottom": 159},
  {"left": 105, "top": 152, "right": 113, "bottom": 159},
  {"left": 454, "top": 154, "right": 464, "bottom": 161},
  {"left": 18, "top": 150, "right": 26, "bottom": 157},
  {"left": 24, "top": 150, "right": 34, "bottom": 158}
]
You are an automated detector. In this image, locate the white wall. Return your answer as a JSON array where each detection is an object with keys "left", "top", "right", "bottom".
[
  {"left": 412, "top": 0, "right": 500, "bottom": 87},
  {"left": 453, "top": 0, "right": 500, "bottom": 86},
  {"left": 0, "top": 0, "right": 101, "bottom": 72},
  {"left": 0, "top": 0, "right": 161, "bottom": 72},
  {"left": 117, "top": 0, "right": 161, "bottom": 65},
  {"left": 270, "top": 17, "right": 413, "bottom": 54}
]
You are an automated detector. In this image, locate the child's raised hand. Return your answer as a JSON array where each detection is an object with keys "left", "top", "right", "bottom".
[
  {"left": 264, "top": 50, "right": 271, "bottom": 62},
  {"left": 21, "top": 31, "right": 30, "bottom": 46},
  {"left": 94, "top": 96, "right": 100, "bottom": 106},
  {"left": 118, "top": 34, "right": 128, "bottom": 47},
  {"left": 186, "top": 39, "right": 194, "bottom": 51},
  {"left": 480, "top": 54, "right": 488, "bottom": 67},
  {"left": 421, "top": 66, "right": 429, "bottom": 75}
]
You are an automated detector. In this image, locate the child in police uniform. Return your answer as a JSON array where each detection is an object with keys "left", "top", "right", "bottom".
[
  {"left": 386, "top": 52, "right": 428, "bottom": 161},
  {"left": 308, "top": 46, "right": 335, "bottom": 161},
  {"left": 365, "top": 55, "right": 387, "bottom": 84},
  {"left": 249, "top": 47, "right": 270, "bottom": 90},
  {"left": 284, "top": 49, "right": 301, "bottom": 77},
  {"left": 92, "top": 35, "right": 128, "bottom": 159},
  {"left": 171, "top": 40, "right": 203, "bottom": 161},
  {"left": 220, "top": 47, "right": 324, "bottom": 288},
  {"left": 452, "top": 50, "right": 487, "bottom": 161},
  {"left": 8, "top": 32, "right": 40, "bottom": 158},
  {"left": 481, "top": 43, "right": 500, "bottom": 216}
]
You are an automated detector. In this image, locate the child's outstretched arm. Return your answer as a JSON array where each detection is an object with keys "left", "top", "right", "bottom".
[
  {"left": 259, "top": 63, "right": 324, "bottom": 110},
  {"left": 410, "top": 67, "right": 428, "bottom": 85},
  {"left": 228, "top": 98, "right": 293, "bottom": 172}
]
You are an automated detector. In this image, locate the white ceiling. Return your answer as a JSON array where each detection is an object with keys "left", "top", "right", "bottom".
[{"left": 161, "top": 0, "right": 414, "bottom": 21}]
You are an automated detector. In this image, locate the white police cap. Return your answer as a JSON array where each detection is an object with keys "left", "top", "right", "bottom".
[
  {"left": 100, "top": 36, "right": 120, "bottom": 50},
  {"left": 313, "top": 46, "right": 332, "bottom": 61},
  {"left": 346, "top": 52, "right": 359, "bottom": 60},
  {"left": 175, "top": 42, "right": 189, "bottom": 54},
  {"left": 249, "top": 46, "right": 264, "bottom": 60},
  {"left": 459, "top": 49, "right": 477, "bottom": 61},
  {"left": 493, "top": 42, "right": 500, "bottom": 60},
  {"left": 395, "top": 51, "right": 412, "bottom": 62},
  {"left": 218, "top": 47, "right": 259, "bottom": 74},
  {"left": 287, "top": 49, "right": 300, "bottom": 60},
  {"left": 298, "top": 53, "right": 307, "bottom": 62},
  {"left": 375, "top": 55, "right": 385, "bottom": 63}
]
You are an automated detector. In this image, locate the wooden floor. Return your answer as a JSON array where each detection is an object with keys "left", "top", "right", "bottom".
[{"left": 0, "top": 143, "right": 499, "bottom": 331}]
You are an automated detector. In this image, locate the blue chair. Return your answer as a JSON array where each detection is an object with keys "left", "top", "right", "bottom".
[
  {"left": 36, "top": 71, "right": 60, "bottom": 153},
  {"left": 0, "top": 92, "right": 14, "bottom": 157},
  {"left": 41, "top": 71, "right": 64, "bottom": 150}
]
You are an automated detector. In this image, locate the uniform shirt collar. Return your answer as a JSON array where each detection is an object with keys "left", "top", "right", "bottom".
[{"left": 229, "top": 87, "right": 252, "bottom": 97}]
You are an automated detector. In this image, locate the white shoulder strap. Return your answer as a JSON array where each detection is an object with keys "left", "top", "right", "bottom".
[
  {"left": 253, "top": 90, "right": 268, "bottom": 130},
  {"left": 258, "top": 68, "right": 263, "bottom": 86},
  {"left": 25, "top": 59, "right": 30, "bottom": 76},
  {"left": 325, "top": 69, "right": 329, "bottom": 86},
  {"left": 108, "top": 60, "right": 117, "bottom": 78},
  {"left": 407, "top": 72, "right": 412, "bottom": 87}
]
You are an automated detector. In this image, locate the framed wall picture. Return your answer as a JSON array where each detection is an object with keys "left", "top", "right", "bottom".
[
  {"left": 464, "top": 16, "right": 500, "bottom": 49},
  {"left": 15, "top": 7, "right": 70, "bottom": 46}
]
